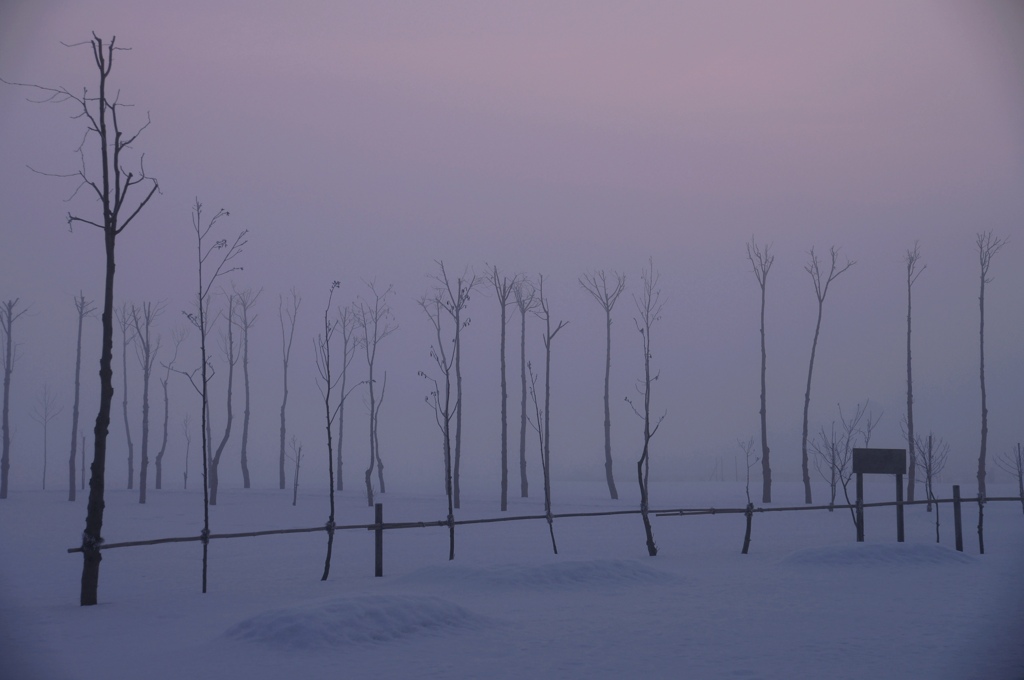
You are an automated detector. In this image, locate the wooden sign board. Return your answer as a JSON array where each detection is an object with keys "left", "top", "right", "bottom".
[{"left": 852, "top": 448, "right": 906, "bottom": 475}]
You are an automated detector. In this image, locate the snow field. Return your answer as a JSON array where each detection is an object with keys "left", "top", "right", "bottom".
[{"left": 1, "top": 481, "right": 1022, "bottom": 679}]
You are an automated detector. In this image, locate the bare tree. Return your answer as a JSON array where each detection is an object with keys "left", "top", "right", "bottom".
[
  {"left": 181, "top": 199, "right": 246, "bottom": 594},
  {"left": 512, "top": 278, "right": 540, "bottom": 498},
  {"left": 277, "top": 289, "right": 300, "bottom": 490},
  {"left": 579, "top": 269, "right": 627, "bottom": 501},
  {"left": 811, "top": 402, "right": 873, "bottom": 528},
  {"left": 426, "top": 262, "right": 479, "bottom": 508},
  {"left": 915, "top": 432, "right": 949, "bottom": 513},
  {"left": 976, "top": 231, "right": 1006, "bottom": 498},
  {"left": 233, "top": 286, "right": 261, "bottom": 490},
  {"left": 115, "top": 303, "right": 137, "bottom": 489},
  {"left": 995, "top": 443, "right": 1023, "bottom": 515},
  {"left": 800, "top": 247, "right": 855, "bottom": 504},
  {"left": 419, "top": 292, "right": 458, "bottom": 560},
  {"left": 333, "top": 304, "right": 360, "bottom": 492},
  {"left": 533, "top": 275, "right": 568, "bottom": 554},
  {"left": 9, "top": 33, "right": 159, "bottom": 605},
  {"left": 627, "top": 259, "right": 665, "bottom": 557},
  {"left": 527, "top": 361, "right": 557, "bottom": 554},
  {"left": 289, "top": 436, "right": 302, "bottom": 507},
  {"left": 130, "top": 301, "right": 163, "bottom": 504},
  {"left": 356, "top": 281, "right": 397, "bottom": 506},
  {"left": 31, "top": 385, "right": 64, "bottom": 490},
  {"left": 1, "top": 299, "right": 28, "bottom": 499},
  {"left": 208, "top": 293, "right": 238, "bottom": 506},
  {"left": 155, "top": 325, "right": 186, "bottom": 490},
  {"left": 68, "top": 293, "right": 96, "bottom": 501},
  {"left": 904, "top": 243, "right": 925, "bottom": 502},
  {"left": 738, "top": 437, "right": 759, "bottom": 506},
  {"left": 181, "top": 413, "right": 192, "bottom": 490},
  {"left": 314, "top": 282, "right": 341, "bottom": 580},
  {"left": 746, "top": 239, "right": 774, "bottom": 503},
  {"left": 490, "top": 265, "right": 523, "bottom": 511}
]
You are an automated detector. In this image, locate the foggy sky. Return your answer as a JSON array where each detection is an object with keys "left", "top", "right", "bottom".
[{"left": 0, "top": 1, "right": 1022, "bottom": 497}]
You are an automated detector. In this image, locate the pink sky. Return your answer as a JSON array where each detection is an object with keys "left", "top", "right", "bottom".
[{"left": 0, "top": 1, "right": 1021, "bottom": 493}]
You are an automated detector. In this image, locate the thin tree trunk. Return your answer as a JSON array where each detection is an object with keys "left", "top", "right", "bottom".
[
  {"left": 758, "top": 276, "right": 771, "bottom": 504},
  {"left": 454, "top": 306, "right": 463, "bottom": 509},
  {"left": 801, "top": 299, "right": 823, "bottom": 505},
  {"left": 291, "top": 444, "right": 300, "bottom": 506},
  {"left": 365, "top": 359, "right": 376, "bottom": 507},
  {"left": 240, "top": 324, "right": 251, "bottom": 489},
  {"left": 138, "top": 341, "right": 151, "bottom": 505},
  {"left": 906, "top": 267, "right": 916, "bottom": 502},
  {"left": 978, "top": 271, "right": 988, "bottom": 498},
  {"left": 120, "top": 312, "right": 135, "bottom": 490},
  {"left": 499, "top": 307, "right": 509, "bottom": 511},
  {"left": 156, "top": 376, "right": 169, "bottom": 489},
  {"left": 69, "top": 294, "right": 91, "bottom": 501},
  {"left": 375, "top": 374, "right": 387, "bottom": 494},
  {"left": 210, "top": 295, "right": 236, "bottom": 507},
  {"left": 519, "top": 306, "right": 529, "bottom": 498},
  {"left": 336, "top": 393, "right": 345, "bottom": 492},
  {"left": 602, "top": 309, "right": 618, "bottom": 500},
  {"left": 1, "top": 305, "right": 12, "bottom": 499}
]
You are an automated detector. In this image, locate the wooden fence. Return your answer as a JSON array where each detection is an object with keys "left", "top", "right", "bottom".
[{"left": 68, "top": 484, "right": 1023, "bottom": 580}]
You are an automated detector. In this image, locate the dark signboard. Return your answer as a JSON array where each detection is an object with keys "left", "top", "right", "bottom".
[{"left": 852, "top": 448, "right": 906, "bottom": 475}]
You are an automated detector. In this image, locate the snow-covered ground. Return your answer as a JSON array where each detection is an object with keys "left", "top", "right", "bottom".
[{"left": 1, "top": 481, "right": 1022, "bottom": 679}]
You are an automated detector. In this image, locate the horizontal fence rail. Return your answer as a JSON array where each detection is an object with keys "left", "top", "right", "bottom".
[{"left": 68, "top": 493, "right": 1021, "bottom": 555}]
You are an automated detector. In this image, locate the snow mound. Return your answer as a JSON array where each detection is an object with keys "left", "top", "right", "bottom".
[
  {"left": 224, "top": 595, "right": 489, "bottom": 649},
  {"left": 782, "top": 542, "right": 975, "bottom": 567},
  {"left": 403, "top": 559, "right": 677, "bottom": 590}
]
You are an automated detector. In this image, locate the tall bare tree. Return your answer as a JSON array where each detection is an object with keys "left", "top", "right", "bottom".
[
  {"left": 208, "top": 293, "right": 238, "bottom": 506},
  {"left": 513, "top": 278, "right": 540, "bottom": 498},
  {"left": 428, "top": 262, "right": 478, "bottom": 508},
  {"left": 746, "top": 239, "right": 774, "bottom": 503},
  {"left": 233, "top": 286, "right": 261, "bottom": 489},
  {"left": 627, "top": 259, "right": 665, "bottom": 557},
  {"left": 31, "top": 385, "right": 63, "bottom": 490},
  {"left": 579, "top": 269, "right": 626, "bottom": 501},
  {"left": 490, "top": 265, "right": 523, "bottom": 511},
  {"left": 314, "top": 282, "right": 341, "bottom": 580},
  {"left": 130, "top": 301, "right": 163, "bottom": 504},
  {"left": 333, "top": 304, "right": 360, "bottom": 492},
  {"left": 8, "top": 34, "right": 160, "bottom": 604},
  {"left": 277, "top": 289, "right": 300, "bottom": 490},
  {"left": 68, "top": 293, "right": 96, "bottom": 501},
  {"left": 419, "top": 292, "right": 458, "bottom": 560},
  {"left": 976, "top": 231, "right": 1006, "bottom": 499},
  {"left": 181, "top": 199, "right": 246, "bottom": 594},
  {"left": 1, "top": 299, "right": 28, "bottom": 499},
  {"left": 115, "top": 303, "right": 137, "bottom": 489},
  {"left": 530, "top": 274, "right": 567, "bottom": 555},
  {"left": 527, "top": 361, "right": 556, "bottom": 553},
  {"left": 800, "top": 247, "right": 855, "bottom": 504},
  {"left": 181, "top": 413, "right": 192, "bottom": 490},
  {"left": 915, "top": 432, "right": 948, "bottom": 513},
  {"left": 155, "top": 325, "right": 186, "bottom": 490},
  {"left": 357, "top": 281, "right": 396, "bottom": 506},
  {"left": 289, "top": 436, "right": 302, "bottom": 507},
  {"left": 903, "top": 243, "right": 925, "bottom": 502}
]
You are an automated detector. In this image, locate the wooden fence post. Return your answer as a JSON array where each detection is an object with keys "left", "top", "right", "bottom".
[
  {"left": 896, "top": 472, "right": 905, "bottom": 543},
  {"left": 953, "top": 485, "right": 963, "bottom": 552},
  {"left": 741, "top": 503, "right": 753, "bottom": 555},
  {"left": 977, "top": 493, "right": 985, "bottom": 555},
  {"left": 374, "top": 503, "right": 384, "bottom": 577},
  {"left": 856, "top": 472, "right": 865, "bottom": 542}
]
